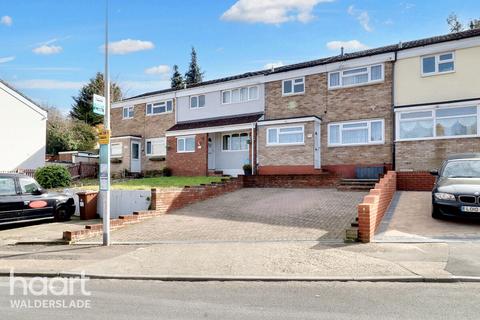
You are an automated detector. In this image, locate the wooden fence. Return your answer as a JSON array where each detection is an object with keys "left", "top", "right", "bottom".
[{"left": 1, "top": 162, "right": 98, "bottom": 180}]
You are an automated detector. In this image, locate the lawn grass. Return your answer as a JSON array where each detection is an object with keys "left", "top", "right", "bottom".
[{"left": 73, "top": 176, "right": 227, "bottom": 191}]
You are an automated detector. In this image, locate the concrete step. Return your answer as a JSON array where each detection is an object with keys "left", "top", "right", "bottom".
[{"left": 337, "top": 185, "right": 374, "bottom": 191}]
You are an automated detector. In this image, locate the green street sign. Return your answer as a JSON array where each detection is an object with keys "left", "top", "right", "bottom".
[{"left": 93, "top": 94, "right": 106, "bottom": 116}]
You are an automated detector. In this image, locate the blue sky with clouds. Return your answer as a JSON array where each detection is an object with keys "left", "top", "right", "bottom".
[{"left": 1, "top": 0, "right": 479, "bottom": 111}]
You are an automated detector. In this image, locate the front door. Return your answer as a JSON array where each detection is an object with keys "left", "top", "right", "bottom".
[
  {"left": 208, "top": 135, "right": 215, "bottom": 170},
  {"left": 0, "top": 176, "right": 23, "bottom": 222},
  {"left": 314, "top": 122, "right": 321, "bottom": 169},
  {"left": 131, "top": 141, "right": 141, "bottom": 173}
]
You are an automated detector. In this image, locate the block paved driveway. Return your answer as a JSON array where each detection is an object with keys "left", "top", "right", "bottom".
[
  {"left": 375, "top": 191, "right": 480, "bottom": 242},
  {"left": 81, "top": 188, "right": 366, "bottom": 243}
]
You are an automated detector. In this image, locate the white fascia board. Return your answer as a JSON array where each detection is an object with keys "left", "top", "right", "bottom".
[
  {"left": 394, "top": 99, "right": 480, "bottom": 112},
  {"left": 264, "top": 53, "right": 395, "bottom": 83},
  {"left": 112, "top": 75, "right": 266, "bottom": 109},
  {"left": 397, "top": 37, "right": 480, "bottom": 59},
  {"left": 0, "top": 82, "right": 48, "bottom": 118},
  {"left": 166, "top": 123, "right": 255, "bottom": 137},
  {"left": 111, "top": 136, "right": 142, "bottom": 140},
  {"left": 257, "top": 117, "right": 321, "bottom": 126}
]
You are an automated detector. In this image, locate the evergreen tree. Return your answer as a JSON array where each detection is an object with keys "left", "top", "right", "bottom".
[
  {"left": 184, "top": 47, "right": 204, "bottom": 85},
  {"left": 447, "top": 12, "right": 480, "bottom": 33},
  {"left": 170, "top": 65, "right": 184, "bottom": 89},
  {"left": 70, "top": 72, "right": 122, "bottom": 125}
]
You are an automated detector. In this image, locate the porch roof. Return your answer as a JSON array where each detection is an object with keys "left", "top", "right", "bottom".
[{"left": 166, "top": 113, "right": 263, "bottom": 136}]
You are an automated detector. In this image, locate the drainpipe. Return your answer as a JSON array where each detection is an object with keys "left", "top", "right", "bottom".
[
  {"left": 251, "top": 124, "right": 255, "bottom": 174},
  {"left": 391, "top": 50, "right": 398, "bottom": 171}
]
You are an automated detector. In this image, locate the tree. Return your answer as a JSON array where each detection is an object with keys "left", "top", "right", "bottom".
[
  {"left": 46, "top": 106, "right": 97, "bottom": 154},
  {"left": 70, "top": 72, "right": 122, "bottom": 125},
  {"left": 447, "top": 12, "right": 480, "bottom": 33},
  {"left": 170, "top": 65, "right": 184, "bottom": 89},
  {"left": 184, "top": 47, "right": 204, "bottom": 85}
]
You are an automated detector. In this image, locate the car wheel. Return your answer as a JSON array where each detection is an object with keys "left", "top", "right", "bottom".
[
  {"left": 432, "top": 208, "right": 443, "bottom": 220},
  {"left": 54, "top": 205, "right": 71, "bottom": 222}
]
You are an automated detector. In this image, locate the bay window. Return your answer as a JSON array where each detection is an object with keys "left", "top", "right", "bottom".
[
  {"left": 328, "top": 119, "right": 384, "bottom": 146},
  {"left": 222, "top": 133, "right": 249, "bottom": 151},
  {"left": 397, "top": 105, "right": 478, "bottom": 140},
  {"left": 328, "top": 64, "right": 383, "bottom": 89},
  {"left": 267, "top": 126, "right": 304, "bottom": 145}
]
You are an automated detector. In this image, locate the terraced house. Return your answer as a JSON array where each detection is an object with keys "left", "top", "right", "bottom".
[{"left": 111, "top": 28, "right": 480, "bottom": 182}]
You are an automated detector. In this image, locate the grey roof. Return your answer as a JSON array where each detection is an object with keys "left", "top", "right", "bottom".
[{"left": 123, "top": 28, "right": 480, "bottom": 101}]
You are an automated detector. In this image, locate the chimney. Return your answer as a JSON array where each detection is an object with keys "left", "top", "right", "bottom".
[
  {"left": 270, "top": 65, "right": 275, "bottom": 72},
  {"left": 340, "top": 46, "right": 344, "bottom": 56},
  {"left": 398, "top": 41, "right": 403, "bottom": 49}
]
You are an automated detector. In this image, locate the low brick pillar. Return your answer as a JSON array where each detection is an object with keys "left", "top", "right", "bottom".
[
  {"left": 150, "top": 177, "right": 244, "bottom": 213},
  {"left": 396, "top": 171, "right": 435, "bottom": 191},
  {"left": 358, "top": 171, "right": 397, "bottom": 243}
]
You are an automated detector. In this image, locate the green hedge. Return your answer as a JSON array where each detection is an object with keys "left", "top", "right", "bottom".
[{"left": 35, "top": 165, "right": 72, "bottom": 189}]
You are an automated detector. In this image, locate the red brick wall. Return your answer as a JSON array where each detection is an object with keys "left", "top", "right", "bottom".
[
  {"left": 257, "top": 165, "right": 324, "bottom": 175},
  {"left": 396, "top": 171, "right": 436, "bottom": 191},
  {"left": 323, "top": 164, "right": 392, "bottom": 179},
  {"left": 166, "top": 134, "right": 208, "bottom": 176},
  {"left": 151, "top": 177, "right": 243, "bottom": 212},
  {"left": 358, "top": 171, "right": 396, "bottom": 243},
  {"left": 243, "top": 173, "right": 339, "bottom": 188}
]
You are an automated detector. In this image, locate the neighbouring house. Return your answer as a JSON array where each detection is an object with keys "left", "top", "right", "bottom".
[
  {"left": 57, "top": 151, "right": 99, "bottom": 164},
  {"left": 0, "top": 80, "right": 47, "bottom": 171},
  {"left": 110, "top": 29, "right": 480, "bottom": 179},
  {"left": 394, "top": 29, "right": 480, "bottom": 174}
]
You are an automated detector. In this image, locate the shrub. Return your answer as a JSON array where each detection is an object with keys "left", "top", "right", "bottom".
[
  {"left": 35, "top": 165, "right": 72, "bottom": 189},
  {"left": 242, "top": 164, "right": 252, "bottom": 175},
  {"left": 162, "top": 167, "right": 173, "bottom": 177}
]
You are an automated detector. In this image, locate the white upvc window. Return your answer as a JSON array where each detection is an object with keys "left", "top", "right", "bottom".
[
  {"left": 397, "top": 105, "right": 478, "bottom": 141},
  {"left": 122, "top": 106, "right": 134, "bottom": 119},
  {"left": 421, "top": 52, "right": 455, "bottom": 76},
  {"left": 328, "top": 119, "right": 384, "bottom": 146},
  {"left": 328, "top": 64, "right": 384, "bottom": 89},
  {"left": 267, "top": 125, "right": 304, "bottom": 146},
  {"left": 146, "top": 100, "right": 173, "bottom": 115},
  {"left": 282, "top": 77, "right": 305, "bottom": 95},
  {"left": 146, "top": 137, "right": 166, "bottom": 156},
  {"left": 111, "top": 142, "right": 123, "bottom": 157},
  {"left": 177, "top": 136, "right": 195, "bottom": 153},
  {"left": 222, "top": 86, "right": 259, "bottom": 104},
  {"left": 222, "top": 132, "right": 249, "bottom": 151},
  {"left": 190, "top": 95, "right": 206, "bottom": 109}
]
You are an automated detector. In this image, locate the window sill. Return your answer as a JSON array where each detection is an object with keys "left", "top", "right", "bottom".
[
  {"left": 281, "top": 92, "right": 305, "bottom": 97},
  {"left": 177, "top": 150, "right": 196, "bottom": 153},
  {"left": 395, "top": 134, "right": 478, "bottom": 143},
  {"left": 421, "top": 70, "right": 455, "bottom": 78},
  {"left": 266, "top": 143, "right": 305, "bottom": 147},
  {"left": 328, "top": 142, "right": 385, "bottom": 148},
  {"left": 146, "top": 111, "right": 173, "bottom": 117},
  {"left": 328, "top": 79, "right": 384, "bottom": 90},
  {"left": 147, "top": 156, "right": 166, "bottom": 161}
]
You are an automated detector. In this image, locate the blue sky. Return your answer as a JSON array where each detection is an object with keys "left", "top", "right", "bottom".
[{"left": 1, "top": 0, "right": 479, "bottom": 112}]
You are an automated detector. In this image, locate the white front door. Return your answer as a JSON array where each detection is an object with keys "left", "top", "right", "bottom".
[
  {"left": 314, "top": 122, "right": 321, "bottom": 169},
  {"left": 208, "top": 135, "right": 215, "bottom": 170},
  {"left": 130, "top": 141, "right": 141, "bottom": 173}
]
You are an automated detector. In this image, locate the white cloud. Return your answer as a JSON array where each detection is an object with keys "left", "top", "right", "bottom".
[
  {"left": 1, "top": 16, "right": 12, "bottom": 26},
  {"left": 33, "top": 45, "right": 63, "bottom": 55},
  {"left": 13, "top": 79, "right": 85, "bottom": 90},
  {"left": 263, "top": 61, "right": 284, "bottom": 69},
  {"left": 0, "top": 56, "right": 15, "bottom": 63},
  {"left": 221, "top": 0, "right": 333, "bottom": 25},
  {"left": 144, "top": 65, "right": 171, "bottom": 75},
  {"left": 326, "top": 40, "right": 369, "bottom": 51},
  {"left": 347, "top": 5, "right": 372, "bottom": 32},
  {"left": 102, "top": 39, "right": 155, "bottom": 55},
  {"left": 119, "top": 80, "right": 170, "bottom": 95}
]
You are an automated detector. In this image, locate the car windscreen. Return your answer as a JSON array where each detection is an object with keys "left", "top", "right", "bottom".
[{"left": 442, "top": 160, "right": 480, "bottom": 178}]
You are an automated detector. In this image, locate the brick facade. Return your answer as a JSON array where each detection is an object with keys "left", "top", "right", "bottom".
[
  {"left": 396, "top": 171, "right": 436, "bottom": 191},
  {"left": 263, "top": 62, "right": 394, "bottom": 177},
  {"left": 166, "top": 134, "right": 208, "bottom": 176},
  {"left": 110, "top": 103, "right": 175, "bottom": 175}
]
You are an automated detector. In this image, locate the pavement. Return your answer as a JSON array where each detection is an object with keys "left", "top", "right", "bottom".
[
  {"left": 2, "top": 280, "right": 480, "bottom": 319},
  {"left": 77, "top": 188, "right": 366, "bottom": 243},
  {"left": 376, "top": 191, "right": 480, "bottom": 242}
]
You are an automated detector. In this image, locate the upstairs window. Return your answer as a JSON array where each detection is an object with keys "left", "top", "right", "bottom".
[
  {"left": 328, "top": 119, "right": 384, "bottom": 146},
  {"left": 222, "top": 86, "right": 259, "bottom": 104},
  {"left": 329, "top": 64, "right": 384, "bottom": 89},
  {"left": 122, "top": 106, "right": 134, "bottom": 119},
  {"left": 422, "top": 52, "right": 455, "bottom": 76},
  {"left": 190, "top": 95, "right": 206, "bottom": 109},
  {"left": 146, "top": 100, "right": 173, "bottom": 115},
  {"left": 282, "top": 77, "right": 305, "bottom": 95}
]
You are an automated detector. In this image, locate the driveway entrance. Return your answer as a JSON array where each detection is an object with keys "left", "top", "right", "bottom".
[
  {"left": 375, "top": 192, "right": 480, "bottom": 242},
  {"left": 80, "top": 188, "right": 366, "bottom": 243}
]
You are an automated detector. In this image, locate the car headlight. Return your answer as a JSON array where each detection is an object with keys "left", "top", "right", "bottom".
[{"left": 434, "top": 192, "right": 456, "bottom": 201}]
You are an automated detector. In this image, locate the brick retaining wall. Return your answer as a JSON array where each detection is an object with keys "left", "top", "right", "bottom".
[
  {"left": 243, "top": 173, "right": 339, "bottom": 188},
  {"left": 396, "top": 171, "right": 435, "bottom": 191},
  {"left": 357, "top": 171, "right": 397, "bottom": 243}
]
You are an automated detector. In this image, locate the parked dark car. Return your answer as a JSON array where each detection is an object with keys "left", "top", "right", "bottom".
[
  {"left": 0, "top": 173, "right": 75, "bottom": 225},
  {"left": 430, "top": 154, "right": 480, "bottom": 219}
]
